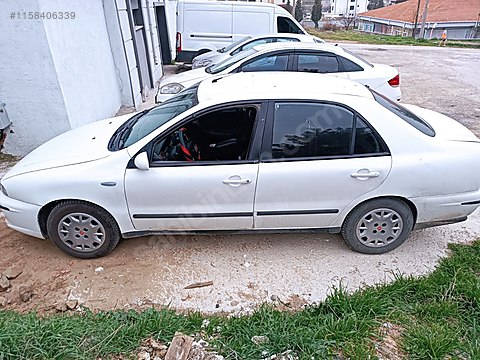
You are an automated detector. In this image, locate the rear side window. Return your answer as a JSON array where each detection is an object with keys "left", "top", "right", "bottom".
[
  {"left": 339, "top": 56, "right": 364, "bottom": 72},
  {"left": 297, "top": 54, "right": 340, "bottom": 73},
  {"left": 271, "top": 102, "right": 388, "bottom": 159},
  {"left": 371, "top": 90, "right": 435, "bottom": 137},
  {"left": 277, "top": 16, "right": 303, "bottom": 34}
]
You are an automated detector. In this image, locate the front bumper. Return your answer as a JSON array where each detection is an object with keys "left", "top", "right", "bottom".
[{"left": 0, "top": 192, "right": 43, "bottom": 239}]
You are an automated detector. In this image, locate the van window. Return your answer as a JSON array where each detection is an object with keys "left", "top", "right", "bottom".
[{"left": 277, "top": 16, "right": 303, "bottom": 34}]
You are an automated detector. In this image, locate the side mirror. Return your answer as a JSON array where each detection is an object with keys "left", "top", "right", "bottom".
[{"left": 134, "top": 152, "right": 150, "bottom": 171}]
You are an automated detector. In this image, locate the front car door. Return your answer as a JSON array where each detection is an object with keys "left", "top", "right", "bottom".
[
  {"left": 254, "top": 101, "right": 392, "bottom": 229},
  {"left": 124, "top": 102, "right": 266, "bottom": 231}
]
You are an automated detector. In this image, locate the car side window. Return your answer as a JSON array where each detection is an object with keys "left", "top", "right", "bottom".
[
  {"left": 271, "top": 102, "right": 388, "bottom": 159},
  {"left": 272, "top": 103, "right": 353, "bottom": 159},
  {"left": 297, "top": 54, "right": 340, "bottom": 73},
  {"left": 339, "top": 56, "right": 364, "bottom": 72},
  {"left": 240, "top": 54, "right": 289, "bottom": 72},
  {"left": 151, "top": 106, "right": 258, "bottom": 163},
  {"left": 354, "top": 117, "right": 388, "bottom": 154},
  {"left": 274, "top": 38, "right": 301, "bottom": 43},
  {"left": 277, "top": 16, "right": 303, "bottom": 34}
]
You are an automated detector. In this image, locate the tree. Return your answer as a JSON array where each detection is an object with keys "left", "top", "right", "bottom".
[
  {"left": 311, "top": 0, "right": 322, "bottom": 29},
  {"left": 294, "top": 0, "right": 303, "bottom": 22},
  {"left": 367, "top": 0, "right": 384, "bottom": 10},
  {"left": 284, "top": 0, "right": 293, "bottom": 15}
]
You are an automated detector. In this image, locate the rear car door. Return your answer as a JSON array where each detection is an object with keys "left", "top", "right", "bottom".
[{"left": 254, "top": 101, "right": 392, "bottom": 229}]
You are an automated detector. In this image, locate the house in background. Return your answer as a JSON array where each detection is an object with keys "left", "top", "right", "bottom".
[
  {"left": 0, "top": 0, "right": 178, "bottom": 156},
  {"left": 357, "top": 0, "right": 480, "bottom": 39}
]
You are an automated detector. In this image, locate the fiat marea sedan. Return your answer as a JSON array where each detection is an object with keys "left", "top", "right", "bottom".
[{"left": 1, "top": 72, "right": 479, "bottom": 258}]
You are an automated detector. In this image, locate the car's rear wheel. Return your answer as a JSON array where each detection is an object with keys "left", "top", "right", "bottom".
[
  {"left": 341, "top": 198, "right": 414, "bottom": 254},
  {"left": 46, "top": 201, "right": 120, "bottom": 259}
]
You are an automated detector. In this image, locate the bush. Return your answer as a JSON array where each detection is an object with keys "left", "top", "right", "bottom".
[{"left": 321, "top": 22, "right": 340, "bottom": 31}]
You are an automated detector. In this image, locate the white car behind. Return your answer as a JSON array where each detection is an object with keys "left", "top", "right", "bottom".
[
  {"left": 192, "top": 33, "right": 325, "bottom": 69},
  {"left": 158, "top": 42, "right": 401, "bottom": 103}
]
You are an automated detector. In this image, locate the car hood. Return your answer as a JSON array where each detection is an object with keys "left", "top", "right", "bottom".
[
  {"left": 403, "top": 104, "right": 479, "bottom": 142},
  {"left": 161, "top": 67, "right": 212, "bottom": 87},
  {"left": 3, "top": 113, "right": 135, "bottom": 179}
]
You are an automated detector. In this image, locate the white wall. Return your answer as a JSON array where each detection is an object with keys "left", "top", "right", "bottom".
[
  {"left": 330, "top": 0, "right": 368, "bottom": 16},
  {"left": 165, "top": 0, "right": 179, "bottom": 62},
  {"left": 39, "top": 0, "right": 123, "bottom": 129},
  {"left": 0, "top": 0, "right": 71, "bottom": 155}
]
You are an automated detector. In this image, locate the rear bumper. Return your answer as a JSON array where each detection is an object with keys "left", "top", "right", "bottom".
[
  {"left": 411, "top": 189, "right": 480, "bottom": 226},
  {"left": 0, "top": 192, "right": 44, "bottom": 239}
]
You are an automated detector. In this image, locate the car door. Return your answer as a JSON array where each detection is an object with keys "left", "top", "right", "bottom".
[
  {"left": 293, "top": 52, "right": 349, "bottom": 78},
  {"left": 124, "top": 103, "right": 266, "bottom": 232},
  {"left": 254, "top": 101, "right": 392, "bottom": 229}
]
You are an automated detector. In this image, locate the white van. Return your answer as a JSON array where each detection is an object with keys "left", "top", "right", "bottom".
[{"left": 175, "top": 0, "right": 306, "bottom": 63}]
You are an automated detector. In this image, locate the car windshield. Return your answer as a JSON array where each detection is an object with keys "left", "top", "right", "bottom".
[
  {"left": 205, "top": 48, "right": 257, "bottom": 74},
  {"left": 108, "top": 85, "right": 199, "bottom": 151},
  {"left": 343, "top": 48, "right": 374, "bottom": 68},
  {"left": 371, "top": 89, "right": 435, "bottom": 137},
  {"left": 219, "top": 36, "right": 251, "bottom": 53}
]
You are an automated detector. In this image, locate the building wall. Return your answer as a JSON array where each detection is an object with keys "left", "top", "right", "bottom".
[
  {"left": 39, "top": 0, "right": 123, "bottom": 129},
  {"left": 329, "top": 0, "right": 368, "bottom": 16},
  {"left": 0, "top": 0, "right": 71, "bottom": 156}
]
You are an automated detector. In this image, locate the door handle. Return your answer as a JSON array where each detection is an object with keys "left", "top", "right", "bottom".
[
  {"left": 351, "top": 171, "right": 381, "bottom": 179},
  {"left": 222, "top": 178, "right": 251, "bottom": 185}
]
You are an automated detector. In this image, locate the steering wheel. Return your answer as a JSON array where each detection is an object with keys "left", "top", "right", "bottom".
[{"left": 178, "top": 128, "right": 201, "bottom": 161}]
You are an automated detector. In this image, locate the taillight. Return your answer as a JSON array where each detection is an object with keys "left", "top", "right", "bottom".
[
  {"left": 176, "top": 32, "right": 182, "bottom": 53},
  {"left": 388, "top": 74, "right": 400, "bottom": 87}
]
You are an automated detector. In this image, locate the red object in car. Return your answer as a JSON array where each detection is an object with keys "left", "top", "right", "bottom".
[
  {"left": 176, "top": 32, "right": 182, "bottom": 53},
  {"left": 388, "top": 74, "right": 400, "bottom": 87}
]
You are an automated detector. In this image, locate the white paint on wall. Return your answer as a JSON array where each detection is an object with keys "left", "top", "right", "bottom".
[
  {"left": 0, "top": 0, "right": 71, "bottom": 155},
  {"left": 39, "top": 0, "right": 122, "bottom": 129}
]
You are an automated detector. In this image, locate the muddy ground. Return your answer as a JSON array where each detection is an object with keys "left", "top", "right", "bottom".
[{"left": 1, "top": 44, "right": 479, "bottom": 315}]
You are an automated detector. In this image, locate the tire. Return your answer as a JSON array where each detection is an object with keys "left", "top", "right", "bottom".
[
  {"left": 46, "top": 201, "right": 121, "bottom": 259},
  {"left": 341, "top": 198, "right": 414, "bottom": 254}
]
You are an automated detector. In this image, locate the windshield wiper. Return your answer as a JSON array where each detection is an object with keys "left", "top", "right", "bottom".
[{"left": 218, "top": 47, "right": 225, "bottom": 53}]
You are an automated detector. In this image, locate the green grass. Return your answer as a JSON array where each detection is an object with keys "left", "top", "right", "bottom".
[
  {"left": 306, "top": 29, "right": 480, "bottom": 49},
  {"left": 1, "top": 240, "right": 479, "bottom": 359}
]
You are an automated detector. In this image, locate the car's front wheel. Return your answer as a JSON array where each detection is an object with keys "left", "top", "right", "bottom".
[
  {"left": 46, "top": 201, "right": 120, "bottom": 258},
  {"left": 341, "top": 198, "right": 414, "bottom": 254}
]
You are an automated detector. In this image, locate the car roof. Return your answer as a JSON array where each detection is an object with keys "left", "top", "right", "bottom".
[
  {"left": 197, "top": 72, "right": 373, "bottom": 104},
  {"left": 251, "top": 42, "right": 345, "bottom": 54}
]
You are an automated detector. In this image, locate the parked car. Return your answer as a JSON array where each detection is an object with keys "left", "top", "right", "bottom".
[
  {"left": 176, "top": 0, "right": 306, "bottom": 63},
  {"left": 192, "top": 33, "right": 325, "bottom": 69},
  {"left": 1, "top": 72, "right": 479, "bottom": 259},
  {"left": 157, "top": 42, "right": 401, "bottom": 103}
]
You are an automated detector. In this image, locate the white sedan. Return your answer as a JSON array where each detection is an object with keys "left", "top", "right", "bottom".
[
  {"left": 192, "top": 33, "right": 325, "bottom": 69},
  {"left": 157, "top": 42, "right": 401, "bottom": 103},
  {"left": 1, "top": 73, "right": 479, "bottom": 259}
]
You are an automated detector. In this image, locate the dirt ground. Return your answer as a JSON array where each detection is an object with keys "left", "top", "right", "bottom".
[{"left": 1, "top": 44, "right": 480, "bottom": 315}]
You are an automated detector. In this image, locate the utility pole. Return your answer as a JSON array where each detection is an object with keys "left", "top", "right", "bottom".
[
  {"left": 419, "top": 0, "right": 430, "bottom": 39},
  {"left": 412, "top": 0, "right": 421, "bottom": 38}
]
